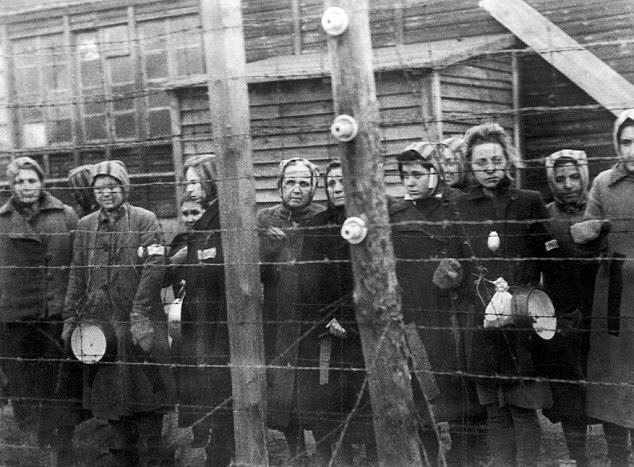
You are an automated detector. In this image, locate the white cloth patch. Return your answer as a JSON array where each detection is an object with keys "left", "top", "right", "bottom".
[
  {"left": 147, "top": 244, "right": 165, "bottom": 256},
  {"left": 545, "top": 239, "right": 559, "bottom": 252},
  {"left": 197, "top": 247, "right": 217, "bottom": 261}
]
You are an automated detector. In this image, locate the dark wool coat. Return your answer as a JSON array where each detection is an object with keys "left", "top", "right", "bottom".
[
  {"left": 292, "top": 205, "right": 372, "bottom": 436},
  {"left": 64, "top": 203, "right": 175, "bottom": 420},
  {"left": 177, "top": 202, "right": 232, "bottom": 428},
  {"left": 453, "top": 184, "right": 554, "bottom": 409},
  {"left": 0, "top": 193, "right": 78, "bottom": 322},
  {"left": 256, "top": 202, "right": 325, "bottom": 429},
  {"left": 538, "top": 202, "right": 597, "bottom": 423},
  {"left": 0, "top": 193, "right": 80, "bottom": 438},
  {"left": 389, "top": 187, "right": 483, "bottom": 422},
  {"left": 584, "top": 166, "right": 634, "bottom": 428}
]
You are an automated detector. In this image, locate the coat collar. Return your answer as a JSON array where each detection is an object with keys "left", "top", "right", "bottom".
[
  {"left": 466, "top": 183, "right": 520, "bottom": 202},
  {"left": 608, "top": 163, "right": 634, "bottom": 186},
  {"left": 0, "top": 191, "right": 65, "bottom": 216},
  {"left": 271, "top": 202, "right": 323, "bottom": 224}
]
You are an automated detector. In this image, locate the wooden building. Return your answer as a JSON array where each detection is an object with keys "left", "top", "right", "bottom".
[{"left": 0, "top": 0, "right": 631, "bottom": 216}]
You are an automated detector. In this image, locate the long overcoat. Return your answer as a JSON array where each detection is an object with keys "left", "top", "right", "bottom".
[
  {"left": 539, "top": 202, "right": 597, "bottom": 423},
  {"left": 64, "top": 203, "right": 175, "bottom": 420},
  {"left": 584, "top": 165, "right": 634, "bottom": 428},
  {"left": 389, "top": 188, "right": 482, "bottom": 422},
  {"left": 453, "top": 184, "right": 554, "bottom": 409},
  {"left": 293, "top": 205, "right": 371, "bottom": 435},
  {"left": 177, "top": 201, "right": 232, "bottom": 427},
  {"left": 0, "top": 192, "right": 79, "bottom": 436},
  {"left": 256, "top": 202, "right": 324, "bottom": 429}
]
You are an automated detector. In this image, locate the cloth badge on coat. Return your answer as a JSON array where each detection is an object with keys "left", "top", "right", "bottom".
[
  {"left": 137, "top": 244, "right": 165, "bottom": 258},
  {"left": 147, "top": 244, "right": 165, "bottom": 256},
  {"left": 545, "top": 239, "right": 559, "bottom": 252},
  {"left": 197, "top": 247, "right": 217, "bottom": 261}
]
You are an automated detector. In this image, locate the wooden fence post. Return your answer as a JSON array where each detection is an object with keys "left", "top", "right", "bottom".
[
  {"left": 199, "top": 1, "right": 267, "bottom": 465},
  {"left": 323, "top": 1, "right": 424, "bottom": 465}
]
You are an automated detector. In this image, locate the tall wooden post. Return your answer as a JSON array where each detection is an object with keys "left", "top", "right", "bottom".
[
  {"left": 324, "top": 1, "right": 424, "bottom": 465},
  {"left": 199, "top": 1, "right": 267, "bottom": 466}
]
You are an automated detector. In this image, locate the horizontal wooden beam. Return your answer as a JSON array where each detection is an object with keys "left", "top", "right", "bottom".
[
  {"left": 166, "top": 33, "right": 516, "bottom": 88},
  {"left": 480, "top": 0, "right": 634, "bottom": 116}
]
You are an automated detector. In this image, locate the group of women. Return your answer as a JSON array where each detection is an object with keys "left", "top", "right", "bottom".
[{"left": 0, "top": 110, "right": 632, "bottom": 467}]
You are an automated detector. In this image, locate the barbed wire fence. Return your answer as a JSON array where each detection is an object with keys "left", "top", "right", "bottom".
[{"left": 0, "top": 0, "right": 632, "bottom": 465}]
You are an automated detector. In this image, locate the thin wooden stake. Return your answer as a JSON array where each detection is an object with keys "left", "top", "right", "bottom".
[
  {"left": 324, "top": 1, "right": 424, "bottom": 465},
  {"left": 199, "top": 1, "right": 267, "bottom": 465}
]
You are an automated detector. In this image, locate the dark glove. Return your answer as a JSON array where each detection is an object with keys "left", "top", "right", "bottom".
[
  {"left": 433, "top": 258, "right": 463, "bottom": 290},
  {"left": 570, "top": 219, "right": 611, "bottom": 244},
  {"left": 130, "top": 313, "right": 154, "bottom": 353}
]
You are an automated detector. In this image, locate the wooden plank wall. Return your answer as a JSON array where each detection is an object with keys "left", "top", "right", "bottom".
[
  {"left": 179, "top": 63, "right": 514, "bottom": 208},
  {"left": 518, "top": 0, "right": 633, "bottom": 196},
  {"left": 440, "top": 57, "right": 514, "bottom": 137}
]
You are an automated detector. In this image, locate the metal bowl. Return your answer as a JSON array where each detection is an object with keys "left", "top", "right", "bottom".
[{"left": 511, "top": 286, "right": 557, "bottom": 340}]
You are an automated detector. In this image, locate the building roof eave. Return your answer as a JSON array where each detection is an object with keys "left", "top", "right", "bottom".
[{"left": 165, "top": 33, "right": 517, "bottom": 90}]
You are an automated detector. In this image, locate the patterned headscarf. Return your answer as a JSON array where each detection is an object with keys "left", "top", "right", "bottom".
[
  {"left": 91, "top": 160, "right": 130, "bottom": 199},
  {"left": 545, "top": 149, "right": 589, "bottom": 209},
  {"left": 68, "top": 164, "right": 97, "bottom": 216}
]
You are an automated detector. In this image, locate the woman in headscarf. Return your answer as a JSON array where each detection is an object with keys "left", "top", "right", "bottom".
[
  {"left": 440, "top": 136, "right": 469, "bottom": 192},
  {"left": 435, "top": 123, "right": 556, "bottom": 466},
  {"left": 67, "top": 164, "right": 98, "bottom": 217},
  {"left": 177, "top": 154, "right": 235, "bottom": 466},
  {"left": 63, "top": 160, "right": 175, "bottom": 467},
  {"left": 295, "top": 160, "right": 374, "bottom": 465},
  {"left": 538, "top": 150, "right": 597, "bottom": 466},
  {"left": 571, "top": 108, "right": 634, "bottom": 465},
  {"left": 256, "top": 157, "right": 324, "bottom": 457},
  {"left": 389, "top": 142, "right": 486, "bottom": 466}
]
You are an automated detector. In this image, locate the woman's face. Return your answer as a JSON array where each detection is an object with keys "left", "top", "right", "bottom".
[
  {"left": 93, "top": 175, "right": 125, "bottom": 211},
  {"left": 326, "top": 167, "right": 345, "bottom": 207},
  {"left": 185, "top": 167, "right": 205, "bottom": 203},
  {"left": 281, "top": 163, "right": 314, "bottom": 209},
  {"left": 181, "top": 200, "right": 204, "bottom": 230},
  {"left": 442, "top": 154, "right": 462, "bottom": 187},
  {"left": 400, "top": 161, "right": 435, "bottom": 200},
  {"left": 12, "top": 168, "right": 42, "bottom": 205},
  {"left": 552, "top": 162, "right": 583, "bottom": 205},
  {"left": 471, "top": 142, "right": 508, "bottom": 190},
  {"left": 618, "top": 124, "right": 634, "bottom": 172}
]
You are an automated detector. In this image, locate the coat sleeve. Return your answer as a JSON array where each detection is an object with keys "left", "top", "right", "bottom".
[
  {"left": 585, "top": 175, "right": 605, "bottom": 219},
  {"left": 521, "top": 193, "right": 556, "bottom": 286},
  {"left": 130, "top": 211, "right": 165, "bottom": 339},
  {"left": 63, "top": 220, "right": 87, "bottom": 321}
]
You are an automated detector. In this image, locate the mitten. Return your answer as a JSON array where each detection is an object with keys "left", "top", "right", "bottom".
[
  {"left": 570, "top": 219, "right": 611, "bottom": 244},
  {"left": 130, "top": 313, "right": 154, "bottom": 353},
  {"left": 432, "top": 258, "right": 463, "bottom": 289}
]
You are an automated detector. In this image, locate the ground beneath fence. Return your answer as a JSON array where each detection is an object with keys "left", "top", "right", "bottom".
[{"left": 0, "top": 404, "right": 630, "bottom": 466}]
